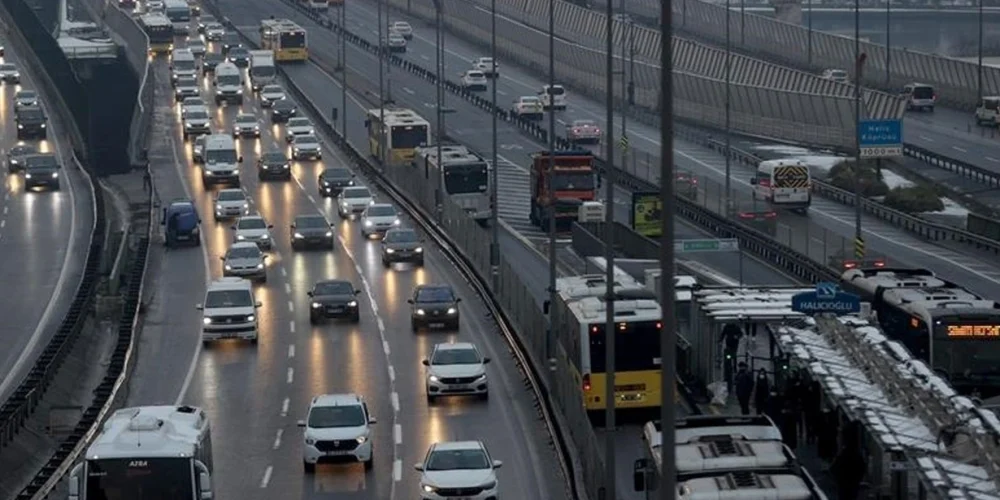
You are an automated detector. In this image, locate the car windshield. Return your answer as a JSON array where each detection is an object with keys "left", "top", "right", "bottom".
[
  {"left": 416, "top": 287, "right": 454, "bottom": 303},
  {"left": 426, "top": 449, "right": 490, "bottom": 471},
  {"left": 573, "top": 120, "right": 596, "bottom": 127},
  {"left": 26, "top": 155, "right": 58, "bottom": 168},
  {"left": 217, "top": 190, "right": 244, "bottom": 201},
  {"left": 828, "top": 70, "right": 847, "bottom": 78},
  {"left": 227, "top": 246, "right": 261, "bottom": 259},
  {"left": 432, "top": 348, "right": 480, "bottom": 365},
  {"left": 238, "top": 218, "right": 266, "bottom": 229},
  {"left": 912, "top": 86, "right": 934, "bottom": 99},
  {"left": 205, "top": 54, "right": 223, "bottom": 62},
  {"left": 18, "top": 91, "right": 36, "bottom": 99},
  {"left": 478, "top": 58, "right": 493, "bottom": 65},
  {"left": 204, "top": 289, "right": 253, "bottom": 308},
  {"left": 289, "top": 118, "right": 311, "bottom": 128},
  {"left": 187, "top": 110, "right": 208, "bottom": 120},
  {"left": 394, "top": 22, "right": 410, "bottom": 28},
  {"left": 323, "top": 168, "right": 351, "bottom": 179},
  {"left": 236, "top": 115, "right": 256, "bottom": 124},
  {"left": 308, "top": 405, "right": 366, "bottom": 428},
  {"left": 263, "top": 85, "right": 282, "bottom": 94},
  {"left": 467, "top": 71, "right": 484, "bottom": 79},
  {"left": 520, "top": 96, "right": 539, "bottom": 104},
  {"left": 294, "top": 135, "right": 318, "bottom": 145},
  {"left": 296, "top": 216, "right": 328, "bottom": 228},
  {"left": 195, "top": 137, "right": 206, "bottom": 146},
  {"left": 217, "top": 73, "right": 240, "bottom": 86},
  {"left": 0, "top": 64, "right": 15, "bottom": 71},
  {"left": 386, "top": 229, "right": 417, "bottom": 243},
  {"left": 343, "top": 187, "right": 371, "bottom": 199},
  {"left": 208, "top": 23, "right": 223, "bottom": 30},
  {"left": 367, "top": 205, "right": 396, "bottom": 217},
  {"left": 189, "top": 41, "right": 205, "bottom": 48},
  {"left": 11, "top": 145, "right": 37, "bottom": 156},
  {"left": 262, "top": 152, "right": 286, "bottom": 163},
  {"left": 315, "top": 281, "right": 354, "bottom": 295},
  {"left": 274, "top": 101, "right": 296, "bottom": 111},
  {"left": 174, "top": 59, "right": 196, "bottom": 71},
  {"left": 545, "top": 86, "right": 565, "bottom": 96},
  {"left": 206, "top": 148, "right": 237, "bottom": 163}
]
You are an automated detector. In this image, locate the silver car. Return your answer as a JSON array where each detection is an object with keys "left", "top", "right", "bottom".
[
  {"left": 192, "top": 135, "right": 207, "bottom": 163},
  {"left": 14, "top": 90, "right": 38, "bottom": 110},
  {"left": 221, "top": 242, "right": 267, "bottom": 282},
  {"left": 284, "top": 117, "right": 315, "bottom": 142},
  {"left": 337, "top": 186, "right": 374, "bottom": 219},
  {"left": 291, "top": 134, "right": 321, "bottom": 160},
  {"left": 0, "top": 63, "right": 20, "bottom": 84},
  {"left": 359, "top": 203, "right": 401, "bottom": 238},
  {"left": 214, "top": 188, "right": 249, "bottom": 220},
  {"left": 258, "top": 84, "right": 286, "bottom": 107},
  {"left": 231, "top": 215, "right": 273, "bottom": 250}
]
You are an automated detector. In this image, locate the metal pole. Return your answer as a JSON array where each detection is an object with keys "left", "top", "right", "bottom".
[
  {"left": 490, "top": 0, "right": 499, "bottom": 289},
  {"left": 340, "top": 2, "right": 347, "bottom": 135},
  {"left": 659, "top": 0, "right": 677, "bottom": 494},
  {"left": 436, "top": 1, "right": 444, "bottom": 220},
  {"left": 885, "top": 0, "right": 890, "bottom": 87},
  {"left": 546, "top": 0, "right": 558, "bottom": 376},
  {"left": 378, "top": 0, "right": 386, "bottom": 167},
  {"left": 740, "top": 0, "right": 745, "bottom": 45},
  {"left": 978, "top": 0, "right": 984, "bottom": 99},
  {"left": 619, "top": 7, "right": 628, "bottom": 172},
  {"left": 724, "top": 0, "right": 731, "bottom": 214},
  {"left": 603, "top": 0, "right": 617, "bottom": 498},
  {"left": 807, "top": 0, "right": 813, "bottom": 66},
  {"left": 854, "top": 0, "right": 863, "bottom": 242}
]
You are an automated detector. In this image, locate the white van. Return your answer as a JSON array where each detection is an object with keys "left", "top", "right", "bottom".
[
  {"left": 539, "top": 84, "right": 566, "bottom": 111},
  {"left": 213, "top": 62, "right": 244, "bottom": 105},
  {"left": 750, "top": 159, "right": 812, "bottom": 213},
  {"left": 248, "top": 50, "right": 276, "bottom": 91},
  {"left": 170, "top": 49, "right": 197, "bottom": 85},
  {"left": 197, "top": 277, "right": 261, "bottom": 345},
  {"left": 975, "top": 96, "right": 1000, "bottom": 127},
  {"left": 201, "top": 134, "right": 243, "bottom": 187}
]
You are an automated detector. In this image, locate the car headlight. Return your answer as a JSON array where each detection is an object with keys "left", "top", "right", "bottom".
[
  {"left": 347, "top": 300, "right": 358, "bottom": 307},
  {"left": 260, "top": 234, "right": 269, "bottom": 239},
  {"left": 364, "top": 220, "right": 373, "bottom": 227},
  {"left": 236, "top": 89, "right": 243, "bottom": 94},
  {"left": 416, "top": 309, "right": 425, "bottom": 316},
  {"left": 294, "top": 232, "right": 304, "bottom": 239},
  {"left": 393, "top": 219, "right": 401, "bottom": 225},
  {"left": 24, "top": 173, "right": 31, "bottom": 179},
  {"left": 40, "top": 124, "right": 46, "bottom": 128},
  {"left": 293, "top": 148, "right": 300, "bottom": 154},
  {"left": 51, "top": 172, "right": 58, "bottom": 178},
  {"left": 311, "top": 302, "right": 322, "bottom": 309},
  {"left": 256, "top": 263, "right": 264, "bottom": 269},
  {"left": 215, "top": 204, "right": 222, "bottom": 210},
  {"left": 215, "top": 90, "right": 223, "bottom": 95},
  {"left": 282, "top": 164, "right": 289, "bottom": 169},
  {"left": 480, "top": 480, "right": 497, "bottom": 489},
  {"left": 428, "top": 375, "right": 439, "bottom": 382},
  {"left": 348, "top": 180, "right": 355, "bottom": 185},
  {"left": 17, "top": 124, "right": 22, "bottom": 129},
  {"left": 246, "top": 315, "right": 255, "bottom": 322},
  {"left": 325, "top": 231, "right": 333, "bottom": 237},
  {"left": 237, "top": 235, "right": 246, "bottom": 240},
  {"left": 355, "top": 435, "right": 367, "bottom": 444},
  {"left": 369, "top": 200, "right": 375, "bottom": 205},
  {"left": 447, "top": 308, "right": 457, "bottom": 315},
  {"left": 203, "top": 317, "right": 212, "bottom": 325},
  {"left": 243, "top": 203, "right": 249, "bottom": 209},
  {"left": 415, "top": 247, "right": 423, "bottom": 253},
  {"left": 341, "top": 201, "right": 348, "bottom": 207},
  {"left": 224, "top": 264, "right": 232, "bottom": 271},
  {"left": 421, "top": 484, "right": 436, "bottom": 493},
  {"left": 385, "top": 248, "right": 395, "bottom": 254},
  {"left": 305, "top": 437, "right": 315, "bottom": 445}
]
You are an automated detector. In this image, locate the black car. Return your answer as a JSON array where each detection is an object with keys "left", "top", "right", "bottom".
[
  {"left": 290, "top": 214, "right": 335, "bottom": 250},
  {"left": 257, "top": 150, "right": 291, "bottom": 181},
  {"left": 408, "top": 284, "right": 461, "bottom": 331},
  {"left": 381, "top": 228, "right": 424, "bottom": 267},
  {"left": 227, "top": 47, "right": 250, "bottom": 68},
  {"left": 15, "top": 106, "right": 47, "bottom": 140},
  {"left": 271, "top": 100, "right": 297, "bottom": 123},
  {"left": 23, "top": 154, "right": 60, "bottom": 191},
  {"left": 202, "top": 53, "right": 224, "bottom": 74},
  {"left": 221, "top": 32, "right": 242, "bottom": 54},
  {"left": 6, "top": 144, "right": 37, "bottom": 173},
  {"left": 318, "top": 167, "right": 355, "bottom": 197},
  {"left": 307, "top": 279, "right": 362, "bottom": 323},
  {"left": 198, "top": 15, "right": 216, "bottom": 33}
]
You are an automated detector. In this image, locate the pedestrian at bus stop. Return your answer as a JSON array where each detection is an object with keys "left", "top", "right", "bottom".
[
  {"left": 734, "top": 362, "right": 754, "bottom": 415},
  {"left": 754, "top": 368, "right": 770, "bottom": 415}
]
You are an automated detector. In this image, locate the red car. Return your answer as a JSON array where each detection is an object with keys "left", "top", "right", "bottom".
[{"left": 566, "top": 119, "right": 601, "bottom": 144}]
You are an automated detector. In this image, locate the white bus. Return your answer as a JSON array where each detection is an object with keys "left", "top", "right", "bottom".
[
  {"left": 751, "top": 159, "right": 812, "bottom": 213},
  {"left": 69, "top": 405, "right": 214, "bottom": 500},
  {"left": 413, "top": 144, "right": 492, "bottom": 222},
  {"left": 163, "top": 0, "right": 191, "bottom": 34}
]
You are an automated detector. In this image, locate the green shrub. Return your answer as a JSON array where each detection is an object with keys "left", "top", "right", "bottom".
[
  {"left": 827, "top": 160, "right": 888, "bottom": 197},
  {"left": 883, "top": 185, "right": 945, "bottom": 213}
]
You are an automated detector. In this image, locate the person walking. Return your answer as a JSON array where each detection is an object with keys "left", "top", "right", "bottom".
[
  {"left": 734, "top": 362, "right": 754, "bottom": 415},
  {"left": 754, "top": 368, "right": 770, "bottom": 415}
]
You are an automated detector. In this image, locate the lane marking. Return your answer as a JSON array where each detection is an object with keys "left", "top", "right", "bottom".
[
  {"left": 920, "top": 135, "right": 935, "bottom": 142},
  {"left": 287, "top": 367, "right": 294, "bottom": 384},
  {"left": 260, "top": 465, "right": 273, "bottom": 488},
  {"left": 391, "top": 391, "right": 399, "bottom": 412},
  {"left": 393, "top": 423, "right": 402, "bottom": 445},
  {"left": 393, "top": 459, "right": 402, "bottom": 482},
  {"left": 284, "top": 282, "right": 292, "bottom": 293},
  {"left": 952, "top": 146, "right": 968, "bottom": 153},
  {"left": 987, "top": 157, "right": 1000, "bottom": 163},
  {"left": 287, "top": 300, "right": 294, "bottom": 312},
  {"left": 281, "top": 397, "right": 290, "bottom": 416},
  {"left": 0, "top": 219, "right": 5, "bottom": 228},
  {"left": 388, "top": 365, "right": 395, "bottom": 382},
  {"left": 288, "top": 344, "right": 295, "bottom": 358},
  {"left": 273, "top": 429, "right": 283, "bottom": 449},
  {"left": 280, "top": 267, "right": 288, "bottom": 277},
  {"left": 289, "top": 321, "right": 296, "bottom": 333},
  {"left": 2, "top": 206, "right": 6, "bottom": 214},
  {"left": 382, "top": 340, "right": 390, "bottom": 355},
  {"left": 402, "top": 87, "right": 415, "bottom": 95}
]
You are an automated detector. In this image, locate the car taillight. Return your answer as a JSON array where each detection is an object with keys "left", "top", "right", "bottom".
[
  {"left": 842, "top": 261, "right": 858, "bottom": 269},
  {"left": 573, "top": 128, "right": 581, "bottom": 134},
  {"left": 582, "top": 374, "right": 591, "bottom": 392},
  {"left": 738, "top": 212, "right": 754, "bottom": 219},
  {"left": 873, "top": 260, "right": 886, "bottom": 267},
  {"left": 763, "top": 211, "right": 777, "bottom": 219}
]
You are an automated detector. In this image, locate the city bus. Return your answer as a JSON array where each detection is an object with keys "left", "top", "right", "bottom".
[
  {"left": 259, "top": 18, "right": 308, "bottom": 62},
  {"left": 163, "top": 0, "right": 190, "bottom": 34},
  {"left": 139, "top": 13, "right": 174, "bottom": 54},
  {"left": 413, "top": 144, "right": 492, "bottom": 222},
  {"left": 365, "top": 107, "right": 431, "bottom": 166},
  {"left": 68, "top": 405, "right": 214, "bottom": 500}
]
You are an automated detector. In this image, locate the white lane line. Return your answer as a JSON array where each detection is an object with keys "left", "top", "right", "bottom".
[
  {"left": 281, "top": 397, "right": 290, "bottom": 416},
  {"left": 0, "top": 219, "right": 5, "bottom": 229},
  {"left": 394, "top": 423, "right": 402, "bottom": 445},
  {"left": 953, "top": 146, "right": 968, "bottom": 153},
  {"left": 287, "top": 300, "right": 294, "bottom": 312},
  {"left": 382, "top": 340, "right": 390, "bottom": 355},
  {"left": 2, "top": 206, "right": 7, "bottom": 214},
  {"left": 284, "top": 282, "right": 292, "bottom": 293},
  {"left": 403, "top": 87, "right": 415, "bottom": 95},
  {"left": 288, "top": 344, "right": 295, "bottom": 358},
  {"left": 273, "top": 429, "right": 283, "bottom": 449},
  {"left": 280, "top": 267, "right": 288, "bottom": 277},
  {"left": 287, "top": 367, "right": 294, "bottom": 384},
  {"left": 307, "top": 194, "right": 316, "bottom": 204},
  {"left": 388, "top": 365, "right": 395, "bottom": 382},
  {"left": 289, "top": 321, "right": 296, "bottom": 333},
  {"left": 376, "top": 317, "right": 385, "bottom": 332},
  {"left": 920, "top": 135, "right": 935, "bottom": 142},
  {"left": 393, "top": 459, "right": 402, "bottom": 482},
  {"left": 260, "top": 465, "right": 273, "bottom": 488},
  {"left": 987, "top": 157, "right": 1000, "bottom": 163},
  {"left": 391, "top": 392, "right": 399, "bottom": 412}
]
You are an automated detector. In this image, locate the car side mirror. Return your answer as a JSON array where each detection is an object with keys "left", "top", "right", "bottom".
[
  {"left": 455, "top": 298, "right": 462, "bottom": 303},
  {"left": 262, "top": 255, "right": 268, "bottom": 259},
  {"left": 483, "top": 357, "right": 491, "bottom": 364},
  {"left": 238, "top": 156, "right": 244, "bottom": 163},
  {"left": 330, "top": 223, "right": 336, "bottom": 227},
  {"left": 212, "top": 80, "right": 216, "bottom": 86},
  {"left": 161, "top": 208, "right": 167, "bottom": 223},
  {"left": 290, "top": 223, "right": 296, "bottom": 228},
  {"left": 219, "top": 256, "right": 225, "bottom": 261},
  {"left": 255, "top": 301, "right": 262, "bottom": 308},
  {"left": 307, "top": 291, "right": 314, "bottom": 297},
  {"left": 749, "top": 178, "right": 758, "bottom": 185},
  {"left": 633, "top": 459, "right": 648, "bottom": 491},
  {"left": 296, "top": 420, "right": 306, "bottom": 427},
  {"left": 355, "top": 290, "right": 361, "bottom": 295},
  {"left": 543, "top": 300, "right": 551, "bottom": 314},
  {"left": 230, "top": 225, "right": 236, "bottom": 230},
  {"left": 407, "top": 299, "right": 414, "bottom": 304},
  {"left": 369, "top": 417, "right": 377, "bottom": 424},
  {"left": 414, "top": 463, "right": 424, "bottom": 471},
  {"left": 267, "top": 224, "right": 274, "bottom": 229},
  {"left": 195, "top": 304, "right": 204, "bottom": 310},
  {"left": 493, "top": 460, "right": 503, "bottom": 469},
  {"left": 422, "top": 359, "right": 429, "bottom": 366}
]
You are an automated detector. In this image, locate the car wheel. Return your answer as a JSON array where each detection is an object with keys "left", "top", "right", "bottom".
[
  {"left": 249, "top": 337, "right": 258, "bottom": 345},
  {"left": 303, "top": 461, "right": 315, "bottom": 473},
  {"left": 479, "top": 391, "right": 489, "bottom": 401},
  {"left": 351, "top": 312, "right": 360, "bottom": 323},
  {"left": 415, "top": 258, "right": 425, "bottom": 267},
  {"left": 338, "top": 211, "right": 347, "bottom": 219},
  {"left": 309, "top": 314, "right": 318, "bottom": 325},
  {"left": 426, "top": 394, "right": 436, "bottom": 404},
  {"left": 258, "top": 275, "right": 267, "bottom": 284},
  {"left": 382, "top": 258, "right": 390, "bottom": 268},
  {"left": 411, "top": 320, "right": 419, "bottom": 332},
  {"left": 364, "top": 457, "right": 373, "bottom": 471},
  {"left": 449, "top": 320, "right": 460, "bottom": 330}
]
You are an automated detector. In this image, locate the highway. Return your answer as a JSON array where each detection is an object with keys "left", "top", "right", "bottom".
[
  {"left": 122, "top": 25, "right": 570, "bottom": 500},
  {"left": 0, "top": 44, "right": 92, "bottom": 404}
]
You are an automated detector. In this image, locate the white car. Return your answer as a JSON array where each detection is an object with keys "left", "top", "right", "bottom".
[
  {"left": 337, "top": 186, "right": 375, "bottom": 219},
  {"left": 298, "top": 393, "right": 376, "bottom": 472},
  {"left": 384, "top": 33, "right": 407, "bottom": 52},
  {"left": 205, "top": 23, "right": 226, "bottom": 41},
  {"left": 192, "top": 135, "right": 207, "bottom": 163},
  {"left": 460, "top": 70, "right": 488, "bottom": 92},
  {"left": 233, "top": 113, "right": 261, "bottom": 138},
  {"left": 539, "top": 84, "right": 566, "bottom": 110},
  {"left": 820, "top": 68, "right": 848, "bottom": 82},
  {"left": 197, "top": 277, "right": 260, "bottom": 344},
  {"left": 359, "top": 203, "right": 401, "bottom": 238},
  {"left": 471, "top": 57, "right": 498, "bottom": 77},
  {"left": 174, "top": 76, "right": 200, "bottom": 101},
  {"left": 285, "top": 117, "right": 315, "bottom": 142},
  {"left": 181, "top": 98, "right": 205, "bottom": 117},
  {"left": 187, "top": 39, "right": 207, "bottom": 57},
  {"left": 291, "top": 134, "right": 322, "bottom": 160},
  {"left": 182, "top": 108, "right": 211, "bottom": 139},
  {"left": 258, "top": 84, "right": 286, "bottom": 107},
  {"left": 146, "top": 0, "right": 164, "bottom": 12},
  {"left": 423, "top": 342, "right": 490, "bottom": 403},
  {"left": 231, "top": 215, "right": 273, "bottom": 249},
  {"left": 221, "top": 241, "right": 267, "bottom": 282},
  {"left": 390, "top": 21, "right": 413, "bottom": 39},
  {"left": 511, "top": 96, "right": 543, "bottom": 119},
  {"left": 0, "top": 63, "right": 20, "bottom": 84},
  {"left": 415, "top": 441, "right": 502, "bottom": 500},
  {"left": 14, "top": 90, "right": 38, "bottom": 110},
  {"left": 213, "top": 188, "right": 249, "bottom": 220}
]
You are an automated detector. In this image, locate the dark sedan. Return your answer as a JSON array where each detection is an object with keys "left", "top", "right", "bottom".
[
  {"left": 290, "top": 214, "right": 335, "bottom": 251},
  {"left": 6, "top": 144, "right": 37, "bottom": 173},
  {"left": 202, "top": 53, "right": 224, "bottom": 74},
  {"left": 308, "top": 279, "right": 362, "bottom": 324},
  {"left": 408, "top": 284, "right": 461, "bottom": 331},
  {"left": 23, "top": 154, "right": 61, "bottom": 191},
  {"left": 227, "top": 47, "right": 250, "bottom": 68},
  {"left": 270, "top": 100, "right": 297, "bottom": 123},
  {"left": 318, "top": 167, "right": 356, "bottom": 197},
  {"left": 381, "top": 228, "right": 424, "bottom": 267},
  {"left": 256, "top": 150, "right": 291, "bottom": 181}
]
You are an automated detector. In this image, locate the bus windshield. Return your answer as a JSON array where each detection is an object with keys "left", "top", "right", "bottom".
[
  {"left": 144, "top": 25, "right": 173, "bottom": 43},
  {"left": 173, "top": 59, "right": 196, "bottom": 71},
  {"left": 165, "top": 7, "right": 189, "bottom": 22},
  {"left": 443, "top": 163, "right": 488, "bottom": 194},
  {"left": 390, "top": 125, "right": 427, "bottom": 149},
  {"left": 934, "top": 316, "right": 1000, "bottom": 378},
  {"left": 217, "top": 74, "right": 240, "bottom": 87},
  {"left": 250, "top": 66, "right": 275, "bottom": 78},
  {"left": 588, "top": 320, "right": 661, "bottom": 372},
  {"left": 86, "top": 458, "right": 194, "bottom": 500},
  {"left": 551, "top": 171, "right": 595, "bottom": 191},
  {"left": 280, "top": 31, "right": 306, "bottom": 48}
]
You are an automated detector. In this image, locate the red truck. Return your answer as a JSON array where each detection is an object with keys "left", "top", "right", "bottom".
[{"left": 528, "top": 150, "right": 598, "bottom": 229}]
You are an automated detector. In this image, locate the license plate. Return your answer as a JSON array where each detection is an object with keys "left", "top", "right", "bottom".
[
  {"left": 325, "top": 450, "right": 351, "bottom": 456},
  {"left": 221, "top": 332, "right": 239, "bottom": 338},
  {"left": 429, "top": 322, "right": 445, "bottom": 328},
  {"left": 328, "top": 307, "right": 344, "bottom": 313},
  {"left": 447, "top": 384, "right": 470, "bottom": 390}
]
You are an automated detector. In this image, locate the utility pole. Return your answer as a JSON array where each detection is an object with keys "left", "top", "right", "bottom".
[
  {"left": 490, "top": 0, "right": 499, "bottom": 289},
  {"left": 854, "top": 0, "right": 864, "bottom": 244},
  {"left": 659, "top": 0, "right": 677, "bottom": 496},
  {"left": 603, "top": 0, "right": 617, "bottom": 499},
  {"left": 978, "top": 0, "right": 984, "bottom": 100},
  {"left": 340, "top": 2, "right": 347, "bottom": 135},
  {"left": 619, "top": 0, "right": 628, "bottom": 173},
  {"left": 807, "top": 0, "right": 813, "bottom": 66},
  {"left": 435, "top": 0, "right": 444, "bottom": 220},
  {"left": 545, "top": 0, "right": 558, "bottom": 377},
  {"left": 885, "top": 0, "right": 891, "bottom": 87},
  {"left": 377, "top": 0, "right": 386, "bottom": 167},
  {"left": 724, "top": 0, "right": 732, "bottom": 214}
]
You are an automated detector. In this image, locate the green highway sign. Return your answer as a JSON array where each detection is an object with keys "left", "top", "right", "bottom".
[{"left": 674, "top": 238, "right": 739, "bottom": 253}]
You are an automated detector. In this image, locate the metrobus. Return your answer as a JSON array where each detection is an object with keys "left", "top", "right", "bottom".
[
  {"left": 259, "top": 18, "right": 308, "bottom": 62},
  {"left": 365, "top": 107, "right": 431, "bottom": 166},
  {"left": 163, "top": 0, "right": 190, "bottom": 34},
  {"left": 413, "top": 144, "right": 492, "bottom": 222},
  {"left": 68, "top": 405, "right": 214, "bottom": 500},
  {"left": 139, "top": 13, "right": 174, "bottom": 54}
]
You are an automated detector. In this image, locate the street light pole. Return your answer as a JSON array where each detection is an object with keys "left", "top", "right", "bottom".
[
  {"left": 619, "top": 0, "right": 628, "bottom": 172},
  {"left": 490, "top": 0, "right": 499, "bottom": 290},
  {"left": 978, "top": 0, "right": 984, "bottom": 100},
  {"left": 854, "top": 0, "right": 864, "bottom": 243},
  {"left": 340, "top": 3, "right": 347, "bottom": 135},
  {"left": 659, "top": 0, "right": 677, "bottom": 496},
  {"left": 725, "top": 0, "right": 732, "bottom": 214},
  {"left": 377, "top": 0, "right": 386, "bottom": 167},
  {"left": 545, "top": 0, "right": 558, "bottom": 376},
  {"left": 807, "top": 0, "right": 813, "bottom": 66},
  {"left": 885, "top": 0, "right": 891, "bottom": 87},
  {"left": 603, "top": 0, "right": 617, "bottom": 498},
  {"left": 740, "top": 0, "right": 745, "bottom": 45},
  {"left": 435, "top": 0, "right": 444, "bottom": 220}
]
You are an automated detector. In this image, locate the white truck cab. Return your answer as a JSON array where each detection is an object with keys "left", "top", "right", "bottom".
[
  {"left": 170, "top": 48, "right": 197, "bottom": 85},
  {"left": 201, "top": 134, "right": 243, "bottom": 187},
  {"left": 197, "top": 277, "right": 261, "bottom": 344},
  {"left": 539, "top": 84, "right": 566, "bottom": 110},
  {"left": 213, "top": 62, "right": 244, "bottom": 104},
  {"left": 249, "top": 50, "right": 276, "bottom": 91}
]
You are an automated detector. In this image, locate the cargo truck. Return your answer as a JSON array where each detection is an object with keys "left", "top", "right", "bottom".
[
  {"left": 528, "top": 150, "right": 598, "bottom": 229},
  {"left": 249, "top": 49, "right": 276, "bottom": 90}
]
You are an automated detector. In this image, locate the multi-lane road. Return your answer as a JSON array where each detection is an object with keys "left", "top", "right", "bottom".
[
  {"left": 0, "top": 43, "right": 92, "bottom": 404},
  {"left": 122, "top": 25, "right": 571, "bottom": 500}
]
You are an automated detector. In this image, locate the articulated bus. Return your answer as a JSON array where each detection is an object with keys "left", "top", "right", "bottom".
[
  {"left": 413, "top": 144, "right": 492, "bottom": 222},
  {"left": 139, "top": 13, "right": 175, "bottom": 54},
  {"left": 259, "top": 18, "right": 308, "bottom": 62},
  {"left": 365, "top": 108, "right": 431, "bottom": 166}
]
